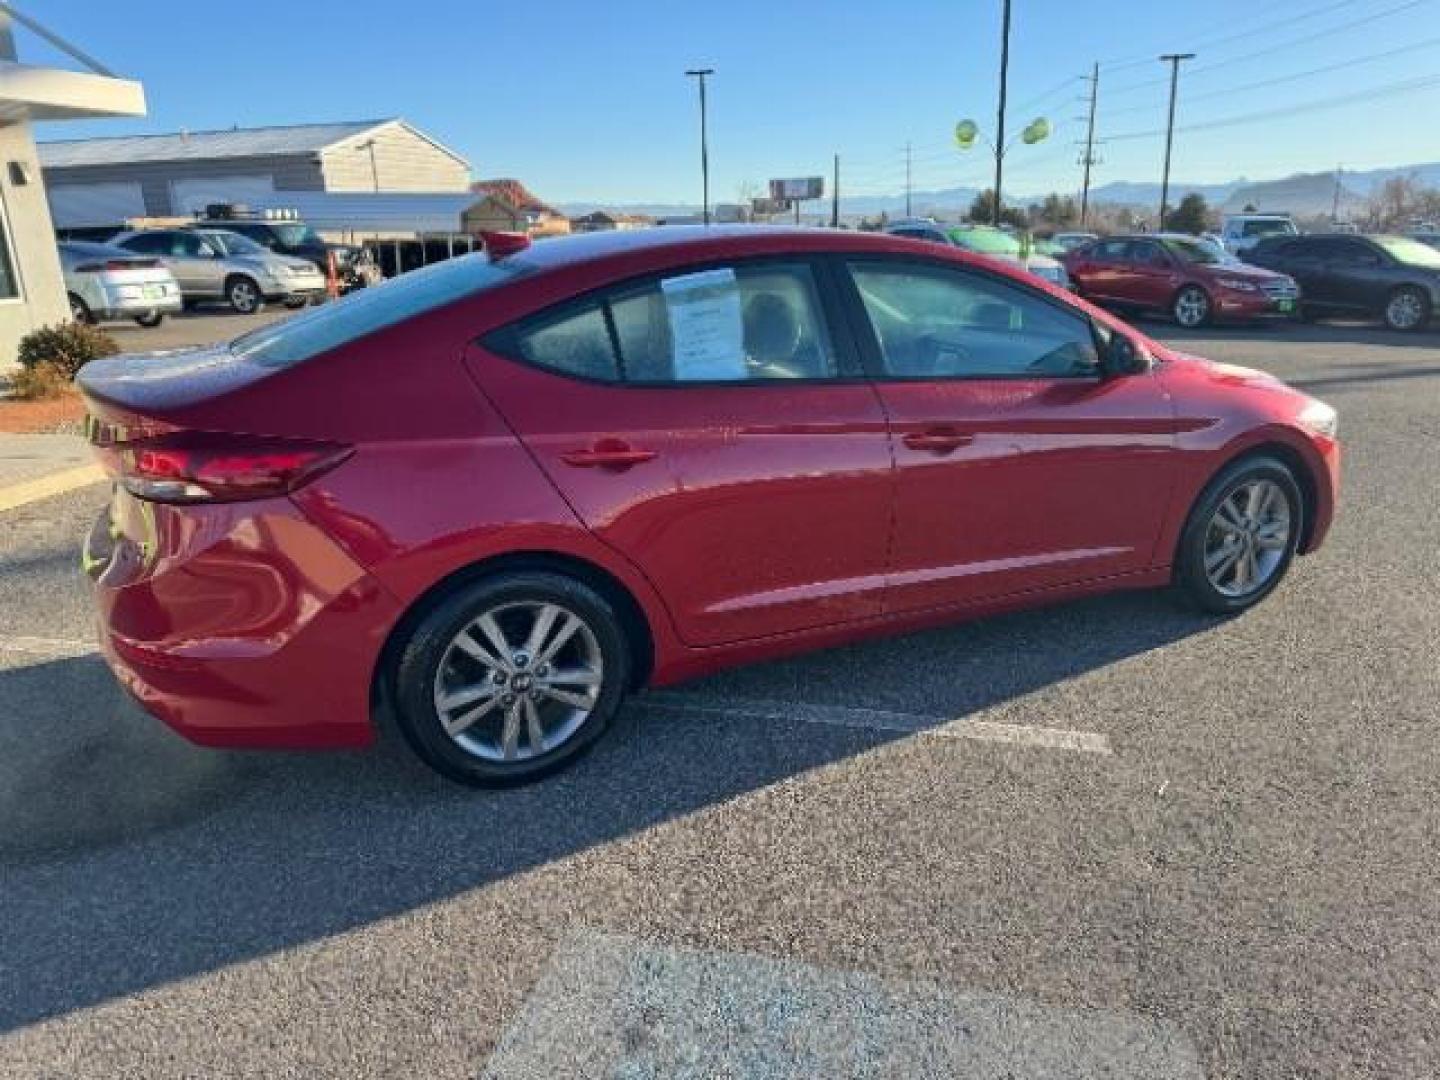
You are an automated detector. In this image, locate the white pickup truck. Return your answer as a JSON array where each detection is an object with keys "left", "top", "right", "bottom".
[{"left": 1221, "top": 213, "right": 1298, "bottom": 255}]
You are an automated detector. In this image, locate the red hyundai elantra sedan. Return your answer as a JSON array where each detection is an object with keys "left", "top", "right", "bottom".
[{"left": 79, "top": 226, "right": 1339, "bottom": 785}]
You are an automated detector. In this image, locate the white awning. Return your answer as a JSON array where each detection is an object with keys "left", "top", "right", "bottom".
[{"left": 0, "top": 60, "right": 144, "bottom": 122}]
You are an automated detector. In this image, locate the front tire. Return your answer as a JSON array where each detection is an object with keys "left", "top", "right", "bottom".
[
  {"left": 134, "top": 310, "right": 165, "bottom": 328},
  {"left": 1172, "top": 285, "right": 1211, "bottom": 328},
  {"left": 392, "top": 572, "right": 631, "bottom": 786},
  {"left": 283, "top": 296, "right": 308, "bottom": 309},
  {"left": 226, "top": 275, "right": 263, "bottom": 314},
  {"left": 1174, "top": 455, "right": 1302, "bottom": 614},
  {"left": 1383, "top": 286, "right": 1430, "bottom": 332}
]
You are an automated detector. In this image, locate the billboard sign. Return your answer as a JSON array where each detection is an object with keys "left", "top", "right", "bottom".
[{"left": 769, "top": 177, "right": 824, "bottom": 202}]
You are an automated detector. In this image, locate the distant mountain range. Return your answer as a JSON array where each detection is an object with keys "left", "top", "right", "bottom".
[{"left": 559, "top": 161, "right": 1440, "bottom": 221}]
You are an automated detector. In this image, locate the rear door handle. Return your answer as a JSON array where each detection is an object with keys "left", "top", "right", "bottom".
[
  {"left": 561, "top": 439, "right": 657, "bottom": 470},
  {"left": 902, "top": 428, "right": 973, "bottom": 454}
]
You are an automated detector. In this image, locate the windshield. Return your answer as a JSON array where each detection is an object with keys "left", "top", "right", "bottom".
[
  {"left": 1164, "top": 238, "right": 1223, "bottom": 265},
  {"left": 230, "top": 253, "right": 527, "bottom": 368},
  {"left": 1374, "top": 236, "right": 1440, "bottom": 268},
  {"left": 202, "top": 231, "right": 267, "bottom": 256},
  {"left": 946, "top": 228, "right": 1021, "bottom": 256},
  {"left": 1241, "top": 219, "right": 1297, "bottom": 238},
  {"left": 274, "top": 223, "right": 323, "bottom": 247}
]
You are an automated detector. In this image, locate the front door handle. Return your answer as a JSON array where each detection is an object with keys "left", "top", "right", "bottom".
[
  {"left": 561, "top": 439, "right": 657, "bottom": 470},
  {"left": 902, "top": 428, "right": 973, "bottom": 454}
]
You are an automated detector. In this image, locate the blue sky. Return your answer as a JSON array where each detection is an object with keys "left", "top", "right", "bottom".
[{"left": 29, "top": 0, "right": 1440, "bottom": 205}]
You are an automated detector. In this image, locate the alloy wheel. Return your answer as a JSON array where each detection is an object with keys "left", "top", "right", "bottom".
[
  {"left": 431, "top": 600, "right": 603, "bottom": 763},
  {"left": 1174, "top": 287, "right": 1209, "bottom": 328},
  {"left": 230, "top": 279, "right": 260, "bottom": 313},
  {"left": 1203, "top": 479, "right": 1291, "bottom": 598},
  {"left": 1386, "top": 290, "right": 1426, "bottom": 331}
]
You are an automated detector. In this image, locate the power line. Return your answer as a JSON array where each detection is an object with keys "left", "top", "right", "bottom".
[
  {"left": 1098, "top": 0, "right": 1358, "bottom": 71},
  {"left": 1104, "top": 33, "right": 1440, "bottom": 116},
  {"left": 1105, "top": 0, "right": 1434, "bottom": 97},
  {"left": 1104, "top": 71, "right": 1440, "bottom": 142},
  {"left": 1011, "top": 74, "right": 1082, "bottom": 117}
]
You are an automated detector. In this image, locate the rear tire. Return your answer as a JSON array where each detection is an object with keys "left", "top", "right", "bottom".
[
  {"left": 1174, "top": 455, "right": 1302, "bottom": 614},
  {"left": 1383, "top": 286, "right": 1430, "bottom": 332},
  {"left": 392, "top": 572, "right": 631, "bottom": 787},
  {"left": 134, "top": 311, "right": 165, "bottom": 328},
  {"left": 226, "top": 275, "right": 263, "bottom": 315},
  {"left": 68, "top": 293, "right": 93, "bottom": 324},
  {"left": 283, "top": 296, "right": 308, "bottom": 309}
]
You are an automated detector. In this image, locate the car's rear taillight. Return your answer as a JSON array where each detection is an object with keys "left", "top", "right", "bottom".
[{"left": 118, "top": 432, "right": 352, "bottom": 503}]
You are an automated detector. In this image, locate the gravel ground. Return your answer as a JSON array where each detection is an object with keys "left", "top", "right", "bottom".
[{"left": 0, "top": 318, "right": 1437, "bottom": 1078}]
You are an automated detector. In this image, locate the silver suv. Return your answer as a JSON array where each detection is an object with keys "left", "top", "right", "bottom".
[{"left": 110, "top": 228, "right": 326, "bottom": 313}]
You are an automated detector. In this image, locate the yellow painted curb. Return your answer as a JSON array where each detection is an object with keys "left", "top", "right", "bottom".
[{"left": 0, "top": 464, "right": 106, "bottom": 513}]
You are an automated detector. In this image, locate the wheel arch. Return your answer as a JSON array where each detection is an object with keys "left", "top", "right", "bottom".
[
  {"left": 1176, "top": 439, "right": 1321, "bottom": 566},
  {"left": 371, "top": 549, "right": 658, "bottom": 716}
]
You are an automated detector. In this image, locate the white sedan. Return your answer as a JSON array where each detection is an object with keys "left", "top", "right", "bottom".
[{"left": 59, "top": 241, "right": 183, "bottom": 327}]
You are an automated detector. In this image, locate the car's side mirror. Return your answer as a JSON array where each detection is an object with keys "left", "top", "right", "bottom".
[{"left": 1101, "top": 331, "right": 1150, "bottom": 377}]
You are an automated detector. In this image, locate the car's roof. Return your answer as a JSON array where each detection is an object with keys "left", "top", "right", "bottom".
[{"left": 503, "top": 225, "right": 981, "bottom": 274}]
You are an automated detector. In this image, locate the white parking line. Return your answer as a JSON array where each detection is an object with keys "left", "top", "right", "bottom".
[
  {"left": 0, "top": 636, "right": 99, "bottom": 660},
  {"left": 637, "top": 691, "right": 1112, "bottom": 756}
]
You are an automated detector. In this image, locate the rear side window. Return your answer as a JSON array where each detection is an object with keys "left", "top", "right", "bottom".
[
  {"left": 1092, "top": 239, "right": 1129, "bottom": 262},
  {"left": 230, "top": 253, "right": 526, "bottom": 369},
  {"left": 515, "top": 302, "right": 619, "bottom": 381},
  {"left": 501, "top": 262, "right": 839, "bottom": 384}
]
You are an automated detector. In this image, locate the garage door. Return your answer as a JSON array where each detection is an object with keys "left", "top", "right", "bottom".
[
  {"left": 46, "top": 182, "right": 147, "bottom": 229},
  {"left": 170, "top": 175, "right": 276, "bottom": 215}
]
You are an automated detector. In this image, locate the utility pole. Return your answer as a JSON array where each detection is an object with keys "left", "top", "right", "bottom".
[
  {"left": 831, "top": 153, "right": 840, "bottom": 228},
  {"left": 684, "top": 68, "right": 714, "bottom": 225},
  {"left": 993, "top": 0, "right": 1012, "bottom": 226},
  {"left": 1079, "top": 62, "right": 1099, "bottom": 229},
  {"left": 1332, "top": 164, "right": 1343, "bottom": 222},
  {"left": 1157, "top": 52, "right": 1194, "bottom": 230},
  {"left": 905, "top": 142, "right": 913, "bottom": 217}
]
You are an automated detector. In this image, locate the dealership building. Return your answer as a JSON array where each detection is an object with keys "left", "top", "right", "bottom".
[
  {"left": 0, "top": 10, "right": 145, "bottom": 368},
  {"left": 38, "top": 117, "right": 472, "bottom": 230}
]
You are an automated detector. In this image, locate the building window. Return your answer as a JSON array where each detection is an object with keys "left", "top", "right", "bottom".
[{"left": 0, "top": 189, "right": 21, "bottom": 300}]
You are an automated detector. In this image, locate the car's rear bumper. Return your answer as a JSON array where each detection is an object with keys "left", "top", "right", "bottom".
[{"left": 84, "top": 491, "right": 403, "bottom": 749}]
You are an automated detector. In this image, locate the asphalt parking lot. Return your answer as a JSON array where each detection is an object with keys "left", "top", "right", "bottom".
[{"left": 2, "top": 314, "right": 1439, "bottom": 1077}]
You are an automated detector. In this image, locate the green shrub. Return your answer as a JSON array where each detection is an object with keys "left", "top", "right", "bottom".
[
  {"left": 8, "top": 360, "right": 72, "bottom": 401},
  {"left": 17, "top": 321, "right": 120, "bottom": 379}
]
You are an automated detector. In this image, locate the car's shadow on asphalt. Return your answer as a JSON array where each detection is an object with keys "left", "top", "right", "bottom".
[{"left": 0, "top": 588, "right": 1218, "bottom": 1032}]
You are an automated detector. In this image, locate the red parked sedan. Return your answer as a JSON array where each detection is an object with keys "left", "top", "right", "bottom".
[
  {"left": 79, "top": 226, "right": 1339, "bottom": 786},
  {"left": 1061, "top": 233, "right": 1301, "bottom": 327}
]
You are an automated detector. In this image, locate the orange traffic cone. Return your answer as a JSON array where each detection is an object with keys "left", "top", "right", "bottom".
[{"left": 325, "top": 250, "right": 340, "bottom": 300}]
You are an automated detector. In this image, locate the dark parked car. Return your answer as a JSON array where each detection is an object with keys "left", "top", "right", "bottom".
[
  {"left": 1245, "top": 234, "right": 1440, "bottom": 331},
  {"left": 1061, "top": 234, "right": 1299, "bottom": 327},
  {"left": 79, "top": 226, "right": 1339, "bottom": 786}
]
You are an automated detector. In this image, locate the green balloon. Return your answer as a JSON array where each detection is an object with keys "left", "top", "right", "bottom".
[
  {"left": 954, "top": 119, "right": 979, "bottom": 149},
  {"left": 1021, "top": 117, "right": 1051, "bottom": 145}
]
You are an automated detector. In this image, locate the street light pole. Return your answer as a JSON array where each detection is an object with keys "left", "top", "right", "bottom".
[
  {"left": 1157, "top": 52, "right": 1194, "bottom": 230},
  {"left": 685, "top": 68, "right": 714, "bottom": 226},
  {"left": 993, "top": 0, "right": 1011, "bottom": 226}
]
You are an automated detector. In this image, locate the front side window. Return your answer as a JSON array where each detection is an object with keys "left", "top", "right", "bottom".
[
  {"left": 848, "top": 261, "right": 1100, "bottom": 379},
  {"left": 506, "top": 262, "right": 838, "bottom": 384}
]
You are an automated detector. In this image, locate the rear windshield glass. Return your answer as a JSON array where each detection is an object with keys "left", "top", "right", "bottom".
[
  {"left": 230, "top": 253, "right": 526, "bottom": 368},
  {"left": 1241, "top": 219, "right": 1297, "bottom": 238},
  {"left": 947, "top": 228, "right": 1021, "bottom": 256}
]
